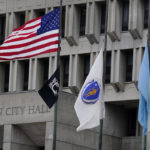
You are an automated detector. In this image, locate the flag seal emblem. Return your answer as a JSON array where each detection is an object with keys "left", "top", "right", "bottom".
[{"left": 81, "top": 80, "right": 100, "bottom": 104}]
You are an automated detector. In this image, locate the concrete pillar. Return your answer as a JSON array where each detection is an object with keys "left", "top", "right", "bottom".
[
  {"left": 86, "top": 2, "right": 100, "bottom": 44},
  {"left": 111, "top": 49, "right": 125, "bottom": 91},
  {"left": 65, "top": 5, "right": 80, "bottom": 46},
  {"left": 3, "top": 124, "right": 38, "bottom": 150},
  {"left": 69, "top": 54, "right": 83, "bottom": 93},
  {"left": 28, "top": 58, "right": 37, "bottom": 90},
  {"left": 45, "top": 122, "right": 54, "bottom": 150}
]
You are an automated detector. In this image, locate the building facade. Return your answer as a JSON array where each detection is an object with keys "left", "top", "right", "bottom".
[{"left": 0, "top": 0, "right": 149, "bottom": 150}]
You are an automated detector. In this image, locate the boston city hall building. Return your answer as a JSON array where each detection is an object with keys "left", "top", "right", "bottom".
[{"left": 0, "top": 0, "right": 149, "bottom": 150}]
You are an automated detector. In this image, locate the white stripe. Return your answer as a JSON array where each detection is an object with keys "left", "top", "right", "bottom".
[
  {"left": 0, "top": 37, "right": 58, "bottom": 53},
  {"left": 25, "top": 19, "right": 41, "bottom": 28},
  {"left": 2, "top": 29, "right": 59, "bottom": 46},
  {"left": 4, "top": 19, "right": 41, "bottom": 42},
  {"left": 0, "top": 44, "right": 58, "bottom": 59}
]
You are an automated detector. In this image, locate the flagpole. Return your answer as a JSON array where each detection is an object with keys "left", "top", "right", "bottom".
[
  {"left": 52, "top": 0, "right": 63, "bottom": 150},
  {"left": 99, "top": 0, "right": 109, "bottom": 150}
]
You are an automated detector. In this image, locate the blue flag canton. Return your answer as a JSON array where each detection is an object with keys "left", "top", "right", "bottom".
[{"left": 37, "top": 8, "right": 60, "bottom": 35}]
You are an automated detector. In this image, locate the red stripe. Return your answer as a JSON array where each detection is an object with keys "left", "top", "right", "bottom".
[
  {"left": 22, "top": 23, "right": 41, "bottom": 30},
  {"left": 13, "top": 17, "right": 41, "bottom": 32},
  {"left": 0, "top": 41, "right": 58, "bottom": 56},
  {"left": 4, "top": 33, "right": 37, "bottom": 43},
  {"left": 3, "top": 33, "right": 58, "bottom": 45},
  {"left": 0, "top": 48, "right": 58, "bottom": 60}
]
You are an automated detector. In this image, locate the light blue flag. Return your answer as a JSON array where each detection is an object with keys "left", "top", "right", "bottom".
[{"left": 138, "top": 44, "right": 150, "bottom": 135}]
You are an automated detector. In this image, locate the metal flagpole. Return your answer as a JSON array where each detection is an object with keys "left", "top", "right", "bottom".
[
  {"left": 98, "top": 0, "right": 109, "bottom": 149},
  {"left": 52, "top": 0, "right": 63, "bottom": 150}
]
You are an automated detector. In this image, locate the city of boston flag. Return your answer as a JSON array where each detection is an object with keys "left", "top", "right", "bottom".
[
  {"left": 38, "top": 66, "right": 60, "bottom": 109},
  {"left": 74, "top": 47, "right": 105, "bottom": 131}
]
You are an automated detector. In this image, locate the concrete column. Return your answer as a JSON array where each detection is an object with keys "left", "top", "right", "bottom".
[
  {"left": 3, "top": 124, "right": 38, "bottom": 150},
  {"left": 69, "top": 54, "right": 83, "bottom": 93},
  {"left": 86, "top": 2, "right": 100, "bottom": 44},
  {"left": 45, "top": 122, "right": 54, "bottom": 150},
  {"left": 65, "top": 5, "right": 80, "bottom": 46},
  {"left": 129, "top": 0, "right": 143, "bottom": 39},
  {"left": 111, "top": 49, "right": 125, "bottom": 91},
  {"left": 28, "top": 58, "right": 37, "bottom": 90}
]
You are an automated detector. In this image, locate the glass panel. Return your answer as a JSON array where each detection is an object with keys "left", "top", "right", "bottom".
[
  {"left": 144, "top": 0, "right": 149, "bottom": 29},
  {"left": 42, "top": 59, "right": 49, "bottom": 84},
  {"left": 83, "top": 55, "right": 90, "bottom": 81},
  {"left": 100, "top": 3, "right": 106, "bottom": 34},
  {"left": 4, "top": 63, "right": 9, "bottom": 92},
  {"left": 19, "top": 13, "right": 25, "bottom": 27},
  {"left": 0, "top": 15, "right": 6, "bottom": 44},
  {"left": 127, "top": 109, "right": 137, "bottom": 136},
  {"left": 125, "top": 50, "right": 133, "bottom": 82},
  {"left": 62, "top": 6, "right": 66, "bottom": 38},
  {"left": 23, "top": 61, "right": 29, "bottom": 91},
  {"left": 122, "top": 0, "right": 129, "bottom": 31},
  {"left": 63, "top": 56, "right": 69, "bottom": 87},
  {"left": 105, "top": 52, "right": 111, "bottom": 83},
  {"left": 80, "top": 5, "right": 86, "bottom": 36}
]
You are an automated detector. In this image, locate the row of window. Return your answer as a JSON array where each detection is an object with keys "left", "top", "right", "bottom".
[
  {"left": 0, "top": 50, "right": 134, "bottom": 93},
  {"left": 0, "top": 0, "right": 148, "bottom": 44}
]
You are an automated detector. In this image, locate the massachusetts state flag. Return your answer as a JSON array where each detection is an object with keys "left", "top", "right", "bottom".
[
  {"left": 0, "top": 8, "right": 60, "bottom": 60},
  {"left": 74, "top": 47, "right": 105, "bottom": 132}
]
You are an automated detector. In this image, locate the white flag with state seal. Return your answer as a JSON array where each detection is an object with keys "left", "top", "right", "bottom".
[{"left": 74, "top": 47, "right": 105, "bottom": 132}]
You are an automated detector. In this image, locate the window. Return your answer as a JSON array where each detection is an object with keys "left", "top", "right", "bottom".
[
  {"left": 34, "top": 9, "right": 45, "bottom": 18},
  {"left": 125, "top": 50, "right": 133, "bottom": 82},
  {"left": 144, "top": 0, "right": 149, "bottom": 29},
  {"left": 127, "top": 109, "right": 137, "bottom": 136},
  {"left": 62, "top": 56, "right": 69, "bottom": 87},
  {"left": 62, "top": 6, "right": 66, "bottom": 38},
  {"left": 19, "top": 13, "right": 25, "bottom": 27},
  {"left": 0, "top": 62, "right": 10, "bottom": 92},
  {"left": 105, "top": 52, "right": 111, "bottom": 83},
  {"left": 122, "top": 0, "right": 129, "bottom": 31},
  {"left": 79, "top": 5, "right": 86, "bottom": 36},
  {"left": 83, "top": 55, "right": 90, "bottom": 81},
  {"left": 4, "top": 63, "right": 10, "bottom": 92},
  {"left": 100, "top": 3, "right": 106, "bottom": 34},
  {"left": 23, "top": 60, "right": 29, "bottom": 91},
  {"left": 0, "top": 15, "right": 6, "bottom": 44},
  {"left": 41, "top": 58, "right": 49, "bottom": 84},
  {"left": 15, "top": 12, "right": 25, "bottom": 28}
]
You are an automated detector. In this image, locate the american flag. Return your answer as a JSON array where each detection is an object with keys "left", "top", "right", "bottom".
[{"left": 0, "top": 8, "right": 60, "bottom": 60}]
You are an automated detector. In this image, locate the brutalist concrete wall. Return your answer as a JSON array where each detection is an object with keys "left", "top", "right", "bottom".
[{"left": 57, "top": 91, "right": 122, "bottom": 150}]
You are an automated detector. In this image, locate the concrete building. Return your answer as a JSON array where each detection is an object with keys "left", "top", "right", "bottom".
[{"left": 0, "top": 0, "right": 149, "bottom": 149}]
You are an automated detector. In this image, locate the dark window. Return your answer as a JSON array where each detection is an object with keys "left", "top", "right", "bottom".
[
  {"left": 127, "top": 109, "right": 137, "bottom": 136},
  {"left": 0, "top": 15, "right": 6, "bottom": 44},
  {"left": 122, "top": 0, "right": 129, "bottom": 31},
  {"left": 19, "top": 13, "right": 25, "bottom": 27},
  {"left": 35, "top": 9, "right": 45, "bottom": 17},
  {"left": 39, "top": 147, "right": 44, "bottom": 150},
  {"left": 42, "top": 59, "right": 49, "bottom": 84},
  {"left": 62, "top": 6, "right": 66, "bottom": 38},
  {"left": 100, "top": 3, "right": 106, "bottom": 34},
  {"left": 125, "top": 50, "right": 133, "bottom": 82},
  {"left": 144, "top": 0, "right": 149, "bottom": 29},
  {"left": 83, "top": 55, "right": 90, "bottom": 81},
  {"left": 63, "top": 56, "right": 69, "bottom": 87},
  {"left": 105, "top": 52, "right": 111, "bottom": 83},
  {"left": 4, "top": 63, "right": 10, "bottom": 92},
  {"left": 23, "top": 61, "right": 29, "bottom": 91},
  {"left": 79, "top": 5, "right": 86, "bottom": 36}
]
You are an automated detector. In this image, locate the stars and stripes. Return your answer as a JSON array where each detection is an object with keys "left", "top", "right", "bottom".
[{"left": 0, "top": 8, "right": 60, "bottom": 60}]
